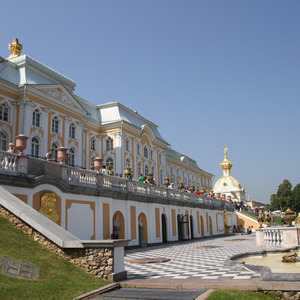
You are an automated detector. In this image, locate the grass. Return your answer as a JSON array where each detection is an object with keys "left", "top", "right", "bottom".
[
  {"left": 0, "top": 215, "right": 110, "bottom": 300},
  {"left": 207, "top": 289, "right": 276, "bottom": 300}
]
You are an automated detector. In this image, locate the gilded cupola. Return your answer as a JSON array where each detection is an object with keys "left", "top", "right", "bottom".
[{"left": 220, "top": 146, "right": 232, "bottom": 176}]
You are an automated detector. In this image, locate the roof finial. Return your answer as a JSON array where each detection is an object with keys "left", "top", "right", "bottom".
[
  {"left": 7, "top": 38, "right": 22, "bottom": 59},
  {"left": 223, "top": 146, "right": 228, "bottom": 159}
]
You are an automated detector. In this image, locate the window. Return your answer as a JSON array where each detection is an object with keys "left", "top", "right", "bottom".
[
  {"left": 171, "top": 167, "right": 174, "bottom": 174},
  {"left": 137, "top": 144, "right": 141, "bottom": 156},
  {"left": 151, "top": 166, "right": 154, "bottom": 175},
  {"left": 69, "top": 148, "right": 75, "bottom": 166},
  {"left": 106, "top": 137, "right": 113, "bottom": 151},
  {"left": 91, "top": 137, "right": 96, "bottom": 151},
  {"left": 150, "top": 150, "right": 153, "bottom": 160},
  {"left": 0, "top": 132, "right": 8, "bottom": 150},
  {"left": 106, "top": 157, "right": 114, "bottom": 169},
  {"left": 31, "top": 137, "right": 40, "bottom": 157},
  {"left": 160, "top": 170, "right": 163, "bottom": 185},
  {"left": 51, "top": 143, "right": 58, "bottom": 161},
  {"left": 145, "top": 165, "right": 149, "bottom": 176},
  {"left": 69, "top": 123, "right": 76, "bottom": 139},
  {"left": 52, "top": 116, "right": 59, "bottom": 133},
  {"left": 159, "top": 153, "right": 162, "bottom": 164},
  {"left": 144, "top": 145, "right": 148, "bottom": 158},
  {"left": 125, "top": 139, "right": 130, "bottom": 152},
  {"left": 90, "top": 156, "right": 95, "bottom": 168},
  {"left": 0, "top": 104, "right": 9, "bottom": 122},
  {"left": 32, "top": 109, "right": 40, "bottom": 127},
  {"left": 177, "top": 169, "right": 179, "bottom": 176},
  {"left": 138, "top": 162, "right": 142, "bottom": 176}
]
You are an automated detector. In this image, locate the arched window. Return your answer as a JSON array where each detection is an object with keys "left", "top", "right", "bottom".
[
  {"left": 51, "top": 116, "right": 59, "bottom": 133},
  {"left": 31, "top": 137, "right": 40, "bottom": 157},
  {"left": 32, "top": 109, "right": 41, "bottom": 127},
  {"left": 69, "top": 123, "right": 76, "bottom": 139},
  {"left": 106, "top": 157, "right": 114, "bottom": 169},
  {"left": 160, "top": 170, "right": 163, "bottom": 185},
  {"left": 0, "top": 103, "right": 9, "bottom": 122},
  {"left": 144, "top": 145, "right": 148, "bottom": 158},
  {"left": 138, "top": 162, "right": 142, "bottom": 176},
  {"left": 137, "top": 144, "right": 141, "bottom": 156},
  {"left": 51, "top": 143, "right": 58, "bottom": 161},
  {"left": 91, "top": 137, "right": 96, "bottom": 151},
  {"left": 69, "top": 148, "right": 75, "bottom": 166},
  {"left": 159, "top": 153, "right": 162, "bottom": 164},
  {"left": 150, "top": 150, "right": 153, "bottom": 161},
  {"left": 145, "top": 165, "right": 149, "bottom": 176},
  {"left": 125, "top": 139, "right": 130, "bottom": 152},
  {"left": 125, "top": 158, "right": 131, "bottom": 168},
  {"left": 90, "top": 156, "right": 96, "bottom": 169},
  {"left": 0, "top": 132, "right": 8, "bottom": 150},
  {"left": 106, "top": 137, "right": 113, "bottom": 151}
]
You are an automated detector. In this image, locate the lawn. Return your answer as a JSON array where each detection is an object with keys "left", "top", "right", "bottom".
[
  {"left": 0, "top": 215, "right": 109, "bottom": 300},
  {"left": 207, "top": 289, "right": 276, "bottom": 300}
]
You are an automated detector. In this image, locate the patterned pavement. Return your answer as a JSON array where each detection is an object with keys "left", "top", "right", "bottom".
[{"left": 125, "top": 234, "right": 261, "bottom": 280}]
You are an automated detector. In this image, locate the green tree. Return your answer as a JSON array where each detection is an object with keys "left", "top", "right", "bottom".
[
  {"left": 270, "top": 194, "right": 280, "bottom": 211},
  {"left": 277, "top": 179, "right": 293, "bottom": 211},
  {"left": 292, "top": 183, "right": 300, "bottom": 213}
]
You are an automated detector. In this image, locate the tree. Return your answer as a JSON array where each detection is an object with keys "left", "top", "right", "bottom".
[
  {"left": 292, "top": 183, "right": 300, "bottom": 213},
  {"left": 270, "top": 193, "right": 280, "bottom": 211},
  {"left": 277, "top": 179, "right": 293, "bottom": 211}
]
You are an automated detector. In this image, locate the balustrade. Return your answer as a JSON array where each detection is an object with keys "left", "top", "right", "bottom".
[
  {"left": 263, "top": 228, "right": 283, "bottom": 246},
  {"left": 0, "top": 152, "right": 17, "bottom": 172},
  {"left": 0, "top": 151, "right": 233, "bottom": 210}
]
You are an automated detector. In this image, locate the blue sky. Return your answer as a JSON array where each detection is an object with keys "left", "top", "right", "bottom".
[{"left": 1, "top": 1, "right": 300, "bottom": 204}]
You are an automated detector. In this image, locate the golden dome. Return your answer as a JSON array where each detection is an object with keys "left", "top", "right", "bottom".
[{"left": 220, "top": 146, "right": 232, "bottom": 171}]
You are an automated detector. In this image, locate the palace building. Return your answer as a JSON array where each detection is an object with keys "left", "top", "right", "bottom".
[
  {"left": 0, "top": 39, "right": 236, "bottom": 252},
  {"left": 0, "top": 38, "right": 213, "bottom": 192}
]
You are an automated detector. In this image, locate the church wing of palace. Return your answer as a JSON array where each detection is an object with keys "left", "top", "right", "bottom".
[{"left": 0, "top": 38, "right": 213, "bottom": 191}]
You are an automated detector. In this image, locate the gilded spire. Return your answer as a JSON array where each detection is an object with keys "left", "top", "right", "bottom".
[
  {"left": 220, "top": 146, "right": 232, "bottom": 174},
  {"left": 7, "top": 38, "right": 22, "bottom": 59}
]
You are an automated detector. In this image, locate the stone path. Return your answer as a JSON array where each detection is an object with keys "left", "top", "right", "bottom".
[{"left": 124, "top": 234, "right": 261, "bottom": 280}]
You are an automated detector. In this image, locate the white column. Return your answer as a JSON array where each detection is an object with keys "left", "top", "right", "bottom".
[{"left": 114, "top": 131, "right": 123, "bottom": 174}]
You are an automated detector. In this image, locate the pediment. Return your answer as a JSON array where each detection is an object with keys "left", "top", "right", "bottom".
[{"left": 32, "top": 84, "right": 87, "bottom": 113}]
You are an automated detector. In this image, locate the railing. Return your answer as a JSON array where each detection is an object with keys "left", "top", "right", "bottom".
[
  {"left": 0, "top": 151, "right": 233, "bottom": 210},
  {"left": 263, "top": 228, "right": 283, "bottom": 246},
  {"left": 66, "top": 168, "right": 97, "bottom": 185},
  {"left": 0, "top": 152, "right": 18, "bottom": 173}
]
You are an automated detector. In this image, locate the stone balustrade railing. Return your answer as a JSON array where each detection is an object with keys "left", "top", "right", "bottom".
[
  {"left": 0, "top": 151, "right": 233, "bottom": 210},
  {"left": 263, "top": 228, "right": 283, "bottom": 246},
  {"left": 256, "top": 227, "right": 300, "bottom": 248},
  {"left": 0, "top": 152, "right": 18, "bottom": 173}
]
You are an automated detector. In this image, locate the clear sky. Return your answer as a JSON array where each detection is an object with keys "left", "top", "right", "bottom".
[{"left": 1, "top": 1, "right": 300, "bottom": 204}]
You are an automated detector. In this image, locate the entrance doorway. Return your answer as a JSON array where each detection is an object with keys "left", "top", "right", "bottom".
[{"left": 161, "top": 214, "right": 167, "bottom": 243}]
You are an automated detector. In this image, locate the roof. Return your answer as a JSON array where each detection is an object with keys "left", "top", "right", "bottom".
[{"left": 0, "top": 55, "right": 76, "bottom": 90}]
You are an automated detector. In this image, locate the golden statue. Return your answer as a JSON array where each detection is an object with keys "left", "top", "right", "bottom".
[
  {"left": 39, "top": 193, "right": 59, "bottom": 224},
  {"left": 7, "top": 38, "right": 22, "bottom": 59},
  {"left": 295, "top": 213, "right": 300, "bottom": 226}
]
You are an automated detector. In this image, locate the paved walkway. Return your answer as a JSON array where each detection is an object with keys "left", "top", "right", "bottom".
[{"left": 124, "top": 234, "right": 260, "bottom": 280}]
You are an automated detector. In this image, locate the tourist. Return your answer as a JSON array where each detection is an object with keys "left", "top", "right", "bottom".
[
  {"left": 168, "top": 183, "right": 174, "bottom": 189},
  {"left": 221, "top": 194, "right": 226, "bottom": 201},
  {"left": 107, "top": 165, "right": 113, "bottom": 175},
  {"left": 138, "top": 174, "right": 145, "bottom": 183},
  {"left": 45, "top": 149, "right": 55, "bottom": 161},
  {"left": 247, "top": 226, "right": 252, "bottom": 234},
  {"left": 195, "top": 190, "right": 201, "bottom": 195},
  {"left": 7, "top": 143, "right": 15, "bottom": 153},
  {"left": 111, "top": 228, "right": 119, "bottom": 239},
  {"left": 101, "top": 165, "right": 108, "bottom": 175}
]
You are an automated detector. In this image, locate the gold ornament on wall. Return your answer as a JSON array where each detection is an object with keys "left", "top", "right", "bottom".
[
  {"left": 7, "top": 38, "right": 22, "bottom": 59},
  {"left": 39, "top": 193, "right": 59, "bottom": 224}
]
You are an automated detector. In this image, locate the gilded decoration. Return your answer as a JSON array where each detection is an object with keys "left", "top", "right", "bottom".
[
  {"left": 7, "top": 38, "right": 22, "bottom": 59},
  {"left": 39, "top": 193, "right": 59, "bottom": 224}
]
